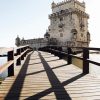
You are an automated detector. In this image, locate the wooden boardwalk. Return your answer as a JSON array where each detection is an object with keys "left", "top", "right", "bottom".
[{"left": 0, "top": 51, "right": 100, "bottom": 100}]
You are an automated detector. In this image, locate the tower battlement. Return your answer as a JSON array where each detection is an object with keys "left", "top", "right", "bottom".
[
  {"left": 52, "top": 0, "right": 85, "bottom": 13},
  {"left": 52, "top": 0, "right": 85, "bottom": 8}
]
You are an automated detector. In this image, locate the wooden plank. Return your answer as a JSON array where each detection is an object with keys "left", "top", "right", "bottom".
[{"left": 0, "top": 51, "right": 100, "bottom": 100}]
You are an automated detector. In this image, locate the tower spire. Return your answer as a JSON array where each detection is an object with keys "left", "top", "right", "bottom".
[{"left": 52, "top": 1, "right": 56, "bottom": 8}]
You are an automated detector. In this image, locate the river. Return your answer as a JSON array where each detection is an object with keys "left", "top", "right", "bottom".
[
  {"left": 0, "top": 57, "right": 8, "bottom": 79},
  {"left": 0, "top": 48, "right": 8, "bottom": 78}
]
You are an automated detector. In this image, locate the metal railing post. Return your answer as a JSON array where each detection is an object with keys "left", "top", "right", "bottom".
[
  {"left": 21, "top": 48, "right": 24, "bottom": 60},
  {"left": 24, "top": 47, "right": 27, "bottom": 57},
  {"left": 83, "top": 48, "right": 89, "bottom": 74},
  {"left": 16, "top": 48, "right": 21, "bottom": 66},
  {"left": 58, "top": 47, "right": 63, "bottom": 59},
  {"left": 67, "top": 47, "right": 72, "bottom": 64},
  {"left": 8, "top": 50, "right": 14, "bottom": 76}
]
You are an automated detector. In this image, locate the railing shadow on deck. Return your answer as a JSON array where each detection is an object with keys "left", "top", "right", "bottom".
[
  {"left": 29, "top": 55, "right": 55, "bottom": 61},
  {"left": 30, "top": 55, "right": 54, "bottom": 59},
  {"left": 29, "top": 55, "right": 55, "bottom": 60},
  {"left": 25, "top": 52, "right": 86, "bottom": 100},
  {"left": 29, "top": 58, "right": 40, "bottom": 60},
  {"left": 28, "top": 58, "right": 59, "bottom": 66},
  {"left": 26, "top": 63, "right": 68, "bottom": 76},
  {"left": 28, "top": 62, "right": 42, "bottom": 65},
  {"left": 5, "top": 52, "right": 33, "bottom": 100},
  {"left": 46, "top": 59, "right": 59, "bottom": 62}
]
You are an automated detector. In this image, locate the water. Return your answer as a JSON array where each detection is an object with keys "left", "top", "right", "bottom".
[
  {"left": 0, "top": 57, "right": 8, "bottom": 79},
  {"left": 0, "top": 47, "right": 16, "bottom": 79},
  {"left": 0, "top": 48, "right": 8, "bottom": 79}
]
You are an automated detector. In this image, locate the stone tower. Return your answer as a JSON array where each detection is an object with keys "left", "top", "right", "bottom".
[{"left": 48, "top": 0, "right": 90, "bottom": 47}]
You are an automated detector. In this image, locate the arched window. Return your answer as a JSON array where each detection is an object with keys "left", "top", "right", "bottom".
[
  {"left": 60, "top": 33, "right": 63, "bottom": 37},
  {"left": 87, "top": 32, "right": 90, "bottom": 41},
  {"left": 71, "top": 29, "right": 77, "bottom": 34},
  {"left": 71, "top": 29, "right": 77, "bottom": 39},
  {"left": 60, "top": 17, "right": 63, "bottom": 21}
]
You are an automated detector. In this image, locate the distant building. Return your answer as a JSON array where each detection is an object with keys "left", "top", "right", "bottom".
[
  {"left": 15, "top": 35, "right": 48, "bottom": 50},
  {"left": 15, "top": 0, "right": 90, "bottom": 49}
]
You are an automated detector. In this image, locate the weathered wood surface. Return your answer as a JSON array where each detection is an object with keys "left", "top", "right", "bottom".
[{"left": 0, "top": 51, "right": 100, "bottom": 100}]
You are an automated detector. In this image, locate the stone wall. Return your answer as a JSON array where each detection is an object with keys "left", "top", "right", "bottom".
[{"left": 48, "top": 0, "right": 90, "bottom": 47}]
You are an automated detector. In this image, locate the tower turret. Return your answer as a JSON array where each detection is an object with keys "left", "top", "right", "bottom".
[
  {"left": 15, "top": 35, "right": 20, "bottom": 47},
  {"left": 51, "top": 1, "right": 56, "bottom": 8},
  {"left": 44, "top": 31, "right": 50, "bottom": 39}
]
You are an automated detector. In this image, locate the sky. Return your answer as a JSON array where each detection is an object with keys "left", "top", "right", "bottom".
[{"left": 0, "top": 0, "right": 100, "bottom": 47}]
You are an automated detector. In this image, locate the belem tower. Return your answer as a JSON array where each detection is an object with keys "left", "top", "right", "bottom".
[{"left": 15, "top": 0, "right": 90, "bottom": 49}]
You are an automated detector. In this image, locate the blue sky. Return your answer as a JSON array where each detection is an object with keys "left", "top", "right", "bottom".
[{"left": 0, "top": 0, "right": 100, "bottom": 47}]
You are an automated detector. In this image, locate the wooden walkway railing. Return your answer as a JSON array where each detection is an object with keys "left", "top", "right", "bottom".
[
  {"left": 39, "top": 46, "right": 100, "bottom": 74},
  {"left": 0, "top": 45, "right": 33, "bottom": 77}
]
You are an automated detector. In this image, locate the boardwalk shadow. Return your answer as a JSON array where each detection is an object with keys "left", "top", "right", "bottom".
[
  {"left": 5, "top": 53, "right": 32, "bottom": 100},
  {"left": 25, "top": 52, "right": 71, "bottom": 100},
  {"left": 26, "top": 63, "right": 68, "bottom": 76},
  {"left": 5, "top": 51, "right": 86, "bottom": 100},
  {"left": 38, "top": 52, "right": 71, "bottom": 100},
  {"left": 46, "top": 59, "right": 59, "bottom": 62},
  {"left": 25, "top": 52, "right": 86, "bottom": 100},
  {"left": 41, "top": 55, "right": 55, "bottom": 58},
  {"left": 62, "top": 73, "right": 86, "bottom": 86},
  {"left": 30, "top": 58, "right": 40, "bottom": 60},
  {"left": 28, "top": 62, "right": 41, "bottom": 65},
  {"left": 28, "top": 58, "right": 59, "bottom": 65}
]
